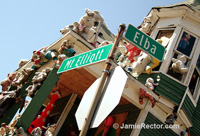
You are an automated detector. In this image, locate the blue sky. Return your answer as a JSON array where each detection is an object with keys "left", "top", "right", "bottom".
[{"left": 0, "top": 0, "right": 184, "bottom": 86}]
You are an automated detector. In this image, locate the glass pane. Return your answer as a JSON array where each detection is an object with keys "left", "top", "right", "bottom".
[
  {"left": 156, "top": 30, "right": 174, "bottom": 48},
  {"left": 193, "top": 77, "right": 200, "bottom": 98},
  {"left": 189, "top": 68, "right": 199, "bottom": 95},
  {"left": 177, "top": 32, "right": 196, "bottom": 57},
  {"left": 196, "top": 54, "right": 200, "bottom": 72},
  {"left": 156, "top": 30, "right": 174, "bottom": 39}
]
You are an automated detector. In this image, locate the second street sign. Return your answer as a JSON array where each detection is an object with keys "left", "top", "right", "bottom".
[
  {"left": 124, "top": 24, "right": 165, "bottom": 61},
  {"left": 57, "top": 44, "right": 113, "bottom": 73}
]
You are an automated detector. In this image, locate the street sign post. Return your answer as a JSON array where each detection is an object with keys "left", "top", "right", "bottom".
[
  {"left": 78, "top": 24, "right": 126, "bottom": 136},
  {"left": 124, "top": 24, "right": 165, "bottom": 61},
  {"left": 75, "top": 66, "right": 128, "bottom": 130},
  {"left": 57, "top": 44, "right": 113, "bottom": 74}
]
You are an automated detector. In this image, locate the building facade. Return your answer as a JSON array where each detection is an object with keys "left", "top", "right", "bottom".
[{"left": 1, "top": 1, "right": 200, "bottom": 136}]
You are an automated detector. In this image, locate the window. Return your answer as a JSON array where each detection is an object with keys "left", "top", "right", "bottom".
[
  {"left": 152, "top": 29, "right": 174, "bottom": 71},
  {"left": 189, "top": 54, "right": 200, "bottom": 101},
  {"left": 167, "top": 30, "right": 197, "bottom": 82},
  {"left": 196, "top": 54, "right": 200, "bottom": 71},
  {"left": 176, "top": 31, "right": 196, "bottom": 57},
  {"left": 156, "top": 29, "right": 174, "bottom": 48},
  {"left": 167, "top": 53, "right": 188, "bottom": 81},
  {"left": 189, "top": 68, "right": 199, "bottom": 95}
]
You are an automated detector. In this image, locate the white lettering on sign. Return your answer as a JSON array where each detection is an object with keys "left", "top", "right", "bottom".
[
  {"left": 133, "top": 32, "right": 157, "bottom": 54},
  {"left": 86, "top": 53, "right": 92, "bottom": 63},
  {"left": 140, "top": 35, "right": 144, "bottom": 46},
  {"left": 73, "top": 49, "right": 105, "bottom": 68},
  {"left": 75, "top": 56, "right": 82, "bottom": 67},
  {"left": 58, "top": 44, "right": 113, "bottom": 74},
  {"left": 64, "top": 59, "right": 75, "bottom": 69},
  {"left": 90, "top": 53, "right": 95, "bottom": 63},
  {"left": 151, "top": 45, "right": 156, "bottom": 54},
  {"left": 83, "top": 54, "right": 88, "bottom": 64},
  {"left": 80, "top": 55, "right": 84, "bottom": 65},
  {"left": 99, "top": 49, "right": 104, "bottom": 59},
  {"left": 134, "top": 32, "right": 140, "bottom": 43},
  {"left": 124, "top": 24, "right": 165, "bottom": 61},
  {"left": 95, "top": 50, "right": 100, "bottom": 60},
  {"left": 144, "top": 38, "right": 150, "bottom": 50}
]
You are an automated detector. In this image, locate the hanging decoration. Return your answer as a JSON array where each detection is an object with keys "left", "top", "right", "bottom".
[
  {"left": 31, "top": 48, "right": 58, "bottom": 70},
  {"left": 28, "top": 90, "right": 61, "bottom": 134},
  {"left": 139, "top": 88, "right": 156, "bottom": 108},
  {"left": 165, "top": 106, "right": 178, "bottom": 125},
  {"left": 1, "top": 72, "right": 17, "bottom": 91}
]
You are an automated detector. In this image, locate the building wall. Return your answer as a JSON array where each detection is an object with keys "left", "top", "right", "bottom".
[{"left": 139, "top": 113, "right": 178, "bottom": 136}]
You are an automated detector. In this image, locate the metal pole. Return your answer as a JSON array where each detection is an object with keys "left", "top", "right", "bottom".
[{"left": 79, "top": 23, "right": 126, "bottom": 136}]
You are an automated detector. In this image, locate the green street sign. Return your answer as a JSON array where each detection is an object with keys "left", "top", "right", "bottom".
[
  {"left": 124, "top": 24, "right": 165, "bottom": 61},
  {"left": 57, "top": 44, "right": 113, "bottom": 73}
]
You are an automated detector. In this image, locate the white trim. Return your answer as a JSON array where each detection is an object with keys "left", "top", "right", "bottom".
[
  {"left": 151, "top": 28, "right": 159, "bottom": 40},
  {"left": 178, "top": 88, "right": 194, "bottom": 128},
  {"left": 186, "top": 89, "right": 197, "bottom": 107},
  {"left": 158, "top": 96, "right": 176, "bottom": 109},
  {"left": 130, "top": 108, "right": 149, "bottom": 136},
  {"left": 165, "top": 26, "right": 200, "bottom": 85},
  {"left": 194, "top": 79, "right": 200, "bottom": 102},
  {"left": 178, "top": 23, "right": 200, "bottom": 39},
  {"left": 173, "top": 28, "right": 198, "bottom": 59},
  {"left": 185, "top": 38, "right": 200, "bottom": 88},
  {"left": 68, "top": 30, "right": 95, "bottom": 50},
  {"left": 179, "top": 18, "right": 200, "bottom": 37},
  {"left": 183, "top": 11, "right": 200, "bottom": 27},
  {"left": 178, "top": 109, "right": 192, "bottom": 128},
  {"left": 154, "top": 17, "right": 181, "bottom": 30},
  {"left": 184, "top": 61, "right": 195, "bottom": 86},
  {"left": 157, "top": 26, "right": 177, "bottom": 29},
  {"left": 159, "top": 26, "right": 182, "bottom": 73},
  {"left": 155, "top": 8, "right": 188, "bottom": 19}
]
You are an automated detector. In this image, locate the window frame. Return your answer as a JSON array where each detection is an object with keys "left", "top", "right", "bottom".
[
  {"left": 166, "top": 29, "right": 199, "bottom": 83},
  {"left": 190, "top": 65, "right": 200, "bottom": 102},
  {"left": 186, "top": 39, "right": 200, "bottom": 103},
  {"left": 151, "top": 28, "right": 175, "bottom": 73},
  {"left": 174, "top": 29, "right": 198, "bottom": 59}
]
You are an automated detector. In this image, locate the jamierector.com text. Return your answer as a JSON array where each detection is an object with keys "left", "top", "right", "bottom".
[{"left": 113, "top": 123, "right": 180, "bottom": 130}]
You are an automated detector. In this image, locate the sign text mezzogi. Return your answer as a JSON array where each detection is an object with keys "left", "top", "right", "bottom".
[
  {"left": 124, "top": 24, "right": 165, "bottom": 61},
  {"left": 57, "top": 44, "right": 113, "bottom": 73}
]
